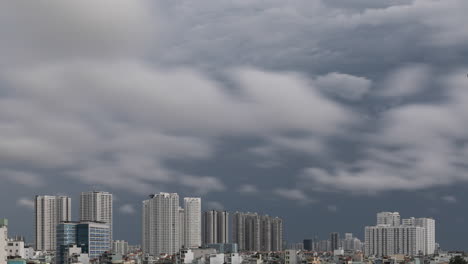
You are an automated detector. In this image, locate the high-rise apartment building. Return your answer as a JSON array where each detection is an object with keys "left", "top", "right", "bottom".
[
  {"left": 365, "top": 212, "right": 434, "bottom": 257},
  {"left": 179, "top": 207, "right": 185, "bottom": 249},
  {"left": 142, "top": 193, "right": 180, "bottom": 256},
  {"left": 365, "top": 225, "right": 424, "bottom": 257},
  {"left": 112, "top": 240, "right": 129, "bottom": 255},
  {"left": 79, "top": 191, "right": 113, "bottom": 241},
  {"left": 0, "top": 219, "right": 7, "bottom": 264},
  {"left": 271, "top": 217, "right": 283, "bottom": 252},
  {"left": 35, "top": 195, "right": 71, "bottom": 251},
  {"left": 232, "top": 212, "right": 283, "bottom": 252},
  {"left": 377, "top": 212, "right": 401, "bottom": 226},
  {"left": 330, "top": 232, "right": 340, "bottom": 250},
  {"left": 184, "top": 198, "right": 201, "bottom": 248},
  {"left": 402, "top": 217, "right": 435, "bottom": 255},
  {"left": 202, "top": 211, "right": 229, "bottom": 245}
]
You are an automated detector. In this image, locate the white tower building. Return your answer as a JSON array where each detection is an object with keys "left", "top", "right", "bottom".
[
  {"left": 179, "top": 207, "right": 185, "bottom": 249},
  {"left": 403, "top": 217, "right": 435, "bottom": 255},
  {"left": 184, "top": 198, "right": 201, "bottom": 248},
  {"left": 80, "top": 191, "right": 113, "bottom": 240},
  {"left": 366, "top": 212, "right": 434, "bottom": 257},
  {"left": 0, "top": 219, "right": 7, "bottom": 264},
  {"left": 377, "top": 212, "right": 400, "bottom": 226},
  {"left": 35, "top": 195, "right": 71, "bottom": 251},
  {"left": 142, "top": 193, "right": 180, "bottom": 256}
]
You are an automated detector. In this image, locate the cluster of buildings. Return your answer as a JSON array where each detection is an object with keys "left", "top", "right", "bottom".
[
  {"left": 0, "top": 191, "right": 445, "bottom": 264},
  {"left": 365, "top": 212, "right": 436, "bottom": 257},
  {"left": 1, "top": 191, "right": 286, "bottom": 264},
  {"left": 141, "top": 193, "right": 284, "bottom": 262},
  {"left": 301, "top": 233, "right": 363, "bottom": 253}
]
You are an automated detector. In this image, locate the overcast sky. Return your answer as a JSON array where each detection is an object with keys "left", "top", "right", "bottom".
[{"left": 1, "top": 0, "right": 468, "bottom": 249}]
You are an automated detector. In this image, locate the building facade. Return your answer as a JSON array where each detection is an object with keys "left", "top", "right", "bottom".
[
  {"left": 402, "top": 217, "right": 435, "bottom": 255},
  {"left": 365, "top": 212, "right": 432, "bottom": 257},
  {"left": 0, "top": 219, "right": 7, "bottom": 264},
  {"left": 377, "top": 212, "right": 401, "bottom": 227},
  {"left": 79, "top": 191, "right": 113, "bottom": 242},
  {"left": 232, "top": 212, "right": 283, "bottom": 252},
  {"left": 184, "top": 198, "right": 201, "bottom": 249},
  {"left": 179, "top": 208, "right": 185, "bottom": 249},
  {"left": 142, "top": 193, "right": 180, "bottom": 256},
  {"left": 330, "top": 232, "right": 340, "bottom": 250},
  {"left": 202, "top": 211, "right": 229, "bottom": 245},
  {"left": 35, "top": 195, "right": 71, "bottom": 251},
  {"left": 56, "top": 221, "right": 111, "bottom": 264},
  {"left": 112, "top": 240, "right": 128, "bottom": 255}
]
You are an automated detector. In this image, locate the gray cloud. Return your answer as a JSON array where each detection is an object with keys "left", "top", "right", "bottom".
[
  {"left": 1, "top": 0, "right": 468, "bottom": 202},
  {"left": 118, "top": 204, "right": 136, "bottom": 215},
  {"left": 16, "top": 198, "right": 34, "bottom": 210},
  {"left": 274, "top": 188, "right": 315, "bottom": 204}
]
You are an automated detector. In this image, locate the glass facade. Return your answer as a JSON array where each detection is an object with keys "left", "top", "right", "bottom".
[{"left": 56, "top": 222, "right": 110, "bottom": 264}]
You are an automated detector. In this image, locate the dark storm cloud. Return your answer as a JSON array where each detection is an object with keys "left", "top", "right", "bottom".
[{"left": 2, "top": 0, "right": 468, "bottom": 248}]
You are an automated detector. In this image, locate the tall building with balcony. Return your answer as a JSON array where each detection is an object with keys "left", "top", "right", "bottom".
[
  {"left": 142, "top": 193, "right": 180, "bottom": 256},
  {"left": 202, "top": 210, "right": 229, "bottom": 245},
  {"left": 0, "top": 219, "right": 8, "bottom": 264},
  {"left": 184, "top": 198, "right": 201, "bottom": 249},
  {"left": 365, "top": 212, "right": 434, "bottom": 257},
  {"left": 79, "top": 191, "right": 113, "bottom": 242},
  {"left": 232, "top": 212, "right": 283, "bottom": 252},
  {"left": 35, "top": 195, "right": 71, "bottom": 251}
]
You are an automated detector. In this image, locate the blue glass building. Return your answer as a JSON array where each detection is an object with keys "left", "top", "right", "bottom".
[{"left": 56, "top": 222, "right": 110, "bottom": 264}]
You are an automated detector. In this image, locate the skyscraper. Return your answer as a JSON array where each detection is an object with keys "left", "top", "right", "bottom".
[
  {"left": 0, "top": 219, "right": 7, "bottom": 264},
  {"left": 377, "top": 212, "right": 400, "bottom": 226},
  {"left": 35, "top": 195, "right": 71, "bottom": 251},
  {"left": 179, "top": 207, "right": 185, "bottom": 249},
  {"left": 202, "top": 210, "right": 229, "bottom": 245},
  {"left": 330, "top": 232, "right": 340, "bottom": 250},
  {"left": 303, "top": 239, "right": 313, "bottom": 251},
  {"left": 79, "top": 191, "right": 113, "bottom": 241},
  {"left": 183, "top": 198, "right": 201, "bottom": 248},
  {"left": 271, "top": 217, "right": 283, "bottom": 252},
  {"left": 142, "top": 193, "right": 180, "bottom": 256},
  {"left": 365, "top": 212, "right": 432, "bottom": 257},
  {"left": 232, "top": 212, "right": 283, "bottom": 252},
  {"left": 365, "top": 225, "right": 424, "bottom": 257},
  {"left": 402, "top": 217, "right": 436, "bottom": 255}
]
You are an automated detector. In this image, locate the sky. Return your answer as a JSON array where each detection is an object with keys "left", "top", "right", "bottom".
[{"left": 1, "top": 0, "right": 468, "bottom": 249}]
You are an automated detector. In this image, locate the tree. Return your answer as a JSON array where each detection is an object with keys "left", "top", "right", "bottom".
[{"left": 449, "top": 256, "right": 468, "bottom": 264}]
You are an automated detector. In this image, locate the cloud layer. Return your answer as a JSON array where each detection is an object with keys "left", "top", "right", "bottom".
[{"left": 1, "top": 0, "right": 468, "bottom": 201}]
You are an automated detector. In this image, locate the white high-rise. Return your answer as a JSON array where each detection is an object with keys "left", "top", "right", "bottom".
[
  {"left": 80, "top": 191, "right": 113, "bottom": 240},
  {"left": 142, "top": 193, "right": 180, "bottom": 256},
  {"left": 35, "top": 195, "right": 71, "bottom": 251},
  {"left": 377, "top": 212, "right": 400, "bottom": 226},
  {"left": 0, "top": 219, "right": 7, "bottom": 264},
  {"left": 365, "top": 225, "right": 425, "bottom": 257},
  {"left": 403, "top": 217, "right": 436, "bottom": 255},
  {"left": 178, "top": 207, "right": 185, "bottom": 249},
  {"left": 365, "top": 212, "right": 435, "bottom": 257},
  {"left": 112, "top": 240, "right": 129, "bottom": 255},
  {"left": 184, "top": 198, "right": 201, "bottom": 248}
]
